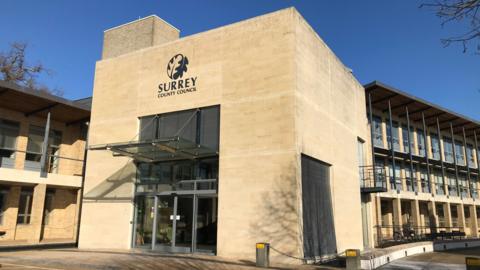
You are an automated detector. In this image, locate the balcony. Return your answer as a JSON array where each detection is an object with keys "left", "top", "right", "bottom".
[
  {"left": 360, "top": 165, "right": 387, "bottom": 193},
  {"left": 0, "top": 148, "right": 85, "bottom": 177}
]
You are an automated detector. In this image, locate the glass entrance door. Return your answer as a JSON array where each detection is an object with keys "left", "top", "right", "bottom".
[
  {"left": 173, "top": 196, "right": 194, "bottom": 252},
  {"left": 134, "top": 196, "right": 155, "bottom": 248},
  {"left": 195, "top": 196, "right": 217, "bottom": 253},
  {"left": 135, "top": 193, "right": 217, "bottom": 254},
  {"left": 153, "top": 195, "right": 194, "bottom": 252},
  {"left": 154, "top": 196, "right": 174, "bottom": 251}
]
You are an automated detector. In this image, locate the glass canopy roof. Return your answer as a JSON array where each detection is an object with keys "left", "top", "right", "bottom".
[{"left": 89, "top": 136, "right": 218, "bottom": 162}]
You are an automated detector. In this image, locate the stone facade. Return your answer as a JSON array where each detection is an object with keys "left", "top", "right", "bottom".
[
  {"left": 79, "top": 8, "right": 367, "bottom": 263},
  {"left": 0, "top": 90, "right": 86, "bottom": 243},
  {"left": 366, "top": 103, "right": 480, "bottom": 248}
]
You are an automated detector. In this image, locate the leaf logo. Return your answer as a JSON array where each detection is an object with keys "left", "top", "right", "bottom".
[{"left": 166, "top": 54, "right": 189, "bottom": 80}]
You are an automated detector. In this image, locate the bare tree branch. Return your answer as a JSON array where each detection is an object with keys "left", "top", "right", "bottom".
[
  {"left": 421, "top": 0, "right": 480, "bottom": 53},
  {"left": 0, "top": 42, "right": 63, "bottom": 96}
]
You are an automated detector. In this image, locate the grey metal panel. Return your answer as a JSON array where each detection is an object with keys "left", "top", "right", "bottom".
[
  {"left": 40, "top": 111, "right": 51, "bottom": 178},
  {"left": 199, "top": 107, "right": 220, "bottom": 151},
  {"left": 24, "top": 160, "right": 41, "bottom": 172},
  {"left": 0, "top": 80, "right": 91, "bottom": 112},
  {"left": 301, "top": 154, "right": 336, "bottom": 259},
  {"left": 139, "top": 115, "right": 157, "bottom": 141},
  {"left": 0, "top": 157, "right": 15, "bottom": 168},
  {"left": 364, "top": 81, "right": 480, "bottom": 128}
]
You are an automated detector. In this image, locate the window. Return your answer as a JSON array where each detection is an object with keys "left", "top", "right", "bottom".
[
  {"left": 430, "top": 134, "right": 441, "bottom": 160},
  {"left": 43, "top": 190, "right": 55, "bottom": 225},
  {"left": 0, "top": 187, "right": 8, "bottom": 224},
  {"left": 388, "top": 160, "right": 402, "bottom": 190},
  {"left": 436, "top": 204, "right": 446, "bottom": 227},
  {"left": 0, "top": 119, "right": 20, "bottom": 168},
  {"left": 79, "top": 122, "right": 89, "bottom": 141},
  {"left": 458, "top": 173, "right": 468, "bottom": 198},
  {"left": 419, "top": 166, "right": 430, "bottom": 193},
  {"left": 386, "top": 120, "right": 400, "bottom": 151},
  {"left": 472, "top": 177, "right": 479, "bottom": 199},
  {"left": 443, "top": 137, "right": 454, "bottom": 163},
  {"left": 381, "top": 200, "right": 390, "bottom": 226},
  {"left": 26, "top": 126, "right": 44, "bottom": 163},
  {"left": 136, "top": 106, "right": 220, "bottom": 193},
  {"left": 451, "top": 205, "right": 459, "bottom": 227},
  {"left": 25, "top": 126, "right": 62, "bottom": 172},
  {"left": 454, "top": 141, "right": 465, "bottom": 166},
  {"left": 47, "top": 131, "right": 62, "bottom": 173},
  {"left": 136, "top": 158, "right": 218, "bottom": 193},
  {"left": 405, "top": 165, "right": 416, "bottom": 192},
  {"left": 374, "top": 157, "right": 386, "bottom": 187},
  {"left": 371, "top": 116, "right": 383, "bottom": 148},
  {"left": 466, "top": 144, "right": 476, "bottom": 168},
  {"left": 447, "top": 172, "right": 458, "bottom": 197},
  {"left": 17, "top": 187, "right": 33, "bottom": 224},
  {"left": 464, "top": 206, "right": 471, "bottom": 227},
  {"left": 433, "top": 168, "right": 445, "bottom": 195},
  {"left": 417, "top": 129, "right": 426, "bottom": 157},
  {"left": 401, "top": 125, "right": 415, "bottom": 154}
]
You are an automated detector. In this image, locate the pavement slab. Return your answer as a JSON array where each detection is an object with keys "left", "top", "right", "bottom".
[
  {"left": 379, "top": 246, "right": 480, "bottom": 270},
  {"left": 0, "top": 249, "right": 339, "bottom": 270}
]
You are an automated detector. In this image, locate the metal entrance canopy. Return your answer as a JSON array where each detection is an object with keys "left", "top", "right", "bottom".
[{"left": 89, "top": 136, "right": 218, "bottom": 162}]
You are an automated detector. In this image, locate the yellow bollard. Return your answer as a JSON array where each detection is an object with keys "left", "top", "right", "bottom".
[
  {"left": 345, "top": 249, "right": 360, "bottom": 270},
  {"left": 256, "top": 243, "right": 270, "bottom": 268}
]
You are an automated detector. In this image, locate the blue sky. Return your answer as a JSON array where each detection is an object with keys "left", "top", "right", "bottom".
[{"left": 1, "top": 0, "right": 479, "bottom": 119}]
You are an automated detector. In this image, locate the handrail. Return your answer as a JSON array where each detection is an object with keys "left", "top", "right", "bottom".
[
  {"left": 0, "top": 148, "right": 84, "bottom": 162},
  {"left": 359, "top": 165, "right": 387, "bottom": 191},
  {"left": 374, "top": 224, "right": 469, "bottom": 248}
]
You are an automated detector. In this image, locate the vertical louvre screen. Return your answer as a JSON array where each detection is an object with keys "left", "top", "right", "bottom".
[
  {"left": 301, "top": 154, "right": 337, "bottom": 259},
  {"left": 139, "top": 116, "right": 157, "bottom": 141},
  {"left": 138, "top": 106, "right": 219, "bottom": 151},
  {"left": 159, "top": 110, "right": 197, "bottom": 142},
  {"left": 200, "top": 107, "right": 220, "bottom": 151}
]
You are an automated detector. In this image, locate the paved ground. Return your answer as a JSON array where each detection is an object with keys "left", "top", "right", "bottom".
[
  {"left": 379, "top": 246, "right": 480, "bottom": 270},
  {"left": 0, "top": 249, "right": 339, "bottom": 270},
  {"left": 2, "top": 247, "right": 478, "bottom": 269}
]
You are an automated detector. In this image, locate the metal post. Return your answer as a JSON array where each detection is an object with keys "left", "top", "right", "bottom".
[
  {"left": 388, "top": 100, "right": 398, "bottom": 191},
  {"left": 191, "top": 194, "right": 198, "bottom": 253},
  {"left": 474, "top": 130, "right": 480, "bottom": 199},
  {"left": 195, "top": 110, "right": 201, "bottom": 145},
  {"left": 421, "top": 113, "right": 432, "bottom": 193},
  {"left": 153, "top": 114, "right": 159, "bottom": 139},
  {"left": 172, "top": 196, "right": 178, "bottom": 248},
  {"left": 450, "top": 123, "right": 461, "bottom": 198},
  {"left": 437, "top": 118, "right": 446, "bottom": 194},
  {"left": 368, "top": 93, "right": 377, "bottom": 186},
  {"left": 405, "top": 107, "right": 416, "bottom": 192},
  {"left": 75, "top": 121, "right": 89, "bottom": 247},
  {"left": 40, "top": 111, "right": 51, "bottom": 178},
  {"left": 475, "top": 131, "right": 480, "bottom": 173},
  {"left": 463, "top": 127, "right": 472, "bottom": 198},
  {"left": 152, "top": 196, "right": 158, "bottom": 250}
]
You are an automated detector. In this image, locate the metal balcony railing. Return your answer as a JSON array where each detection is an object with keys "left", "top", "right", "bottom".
[
  {"left": 375, "top": 224, "right": 467, "bottom": 248},
  {"left": 359, "top": 165, "right": 387, "bottom": 193},
  {"left": 0, "top": 148, "right": 84, "bottom": 175}
]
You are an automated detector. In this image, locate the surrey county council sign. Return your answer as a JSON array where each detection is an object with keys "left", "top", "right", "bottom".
[{"left": 158, "top": 54, "right": 197, "bottom": 98}]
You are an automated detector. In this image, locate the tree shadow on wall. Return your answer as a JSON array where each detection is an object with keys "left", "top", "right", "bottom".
[
  {"left": 83, "top": 160, "right": 136, "bottom": 203},
  {"left": 249, "top": 166, "right": 303, "bottom": 261}
]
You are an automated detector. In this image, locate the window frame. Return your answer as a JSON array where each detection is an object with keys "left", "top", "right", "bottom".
[{"left": 17, "top": 188, "right": 34, "bottom": 225}]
